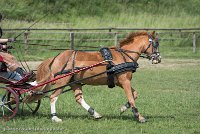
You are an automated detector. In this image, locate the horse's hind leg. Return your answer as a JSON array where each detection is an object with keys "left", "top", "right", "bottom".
[
  {"left": 120, "top": 87, "right": 138, "bottom": 114},
  {"left": 50, "top": 77, "right": 72, "bottom": 122},
  {"left": 72, "top": 84, "right": 102, "bottom": 119},
  {"left": 50, "top": 88, "right": 63, "bottom": 122}
]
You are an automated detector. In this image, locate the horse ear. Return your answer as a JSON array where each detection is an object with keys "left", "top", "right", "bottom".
[{"left": 151, "top": 31, "right": 155, "bottom": 36}]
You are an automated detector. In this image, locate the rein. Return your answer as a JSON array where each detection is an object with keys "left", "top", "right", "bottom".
[
  {"left": 115, "top": 44, "right": 151, "bottom": 62},
  {"left": 115, "top": 47, "right": 138, "bottom": 62},
  {"left": 12, "top": 13, "right": 49, "bottom": 73}
]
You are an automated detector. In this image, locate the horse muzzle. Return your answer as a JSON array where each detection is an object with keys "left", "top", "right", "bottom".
[{"left": 151, "top": 52, "right": 161, "bottom": 64}]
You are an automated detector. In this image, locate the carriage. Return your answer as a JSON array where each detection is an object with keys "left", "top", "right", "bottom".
[
  {"left": 0, "top": 60, "right": 109, "bottom": 121},
  {"left": 0, "top": 31, "right": 161, "bottom": 122}
]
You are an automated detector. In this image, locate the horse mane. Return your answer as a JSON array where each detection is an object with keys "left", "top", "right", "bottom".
[{"left": 119, "top": 31, "right": 148, "bottom": 47}]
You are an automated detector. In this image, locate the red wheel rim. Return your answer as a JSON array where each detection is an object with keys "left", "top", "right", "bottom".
[{"left": 0, "top": 87, "right": 19, "bottom": 121}]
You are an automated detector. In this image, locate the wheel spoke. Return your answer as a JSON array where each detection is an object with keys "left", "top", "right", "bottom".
[
  {"left": 25, "top": 103, "right": 34, "bottom": 112},
  {"left": 3, "top": 100, "right": 16, "bottom": 105},
  {"left": 0, "top": 100, "right": 3, "bottom": 107},
  {"left": 21, "top": 102, "right": 24, "bottom": 113},
  {"left": 1, "top": 94, "right": 7, "bottom": 101},
  {"left": 3, "top": 105, "right": 14, "bottom": 112},
  {"left": 1, "top": 95, "right": 7, "bottom": 102},
  {"left": 1, "top": 106, "right": 5, "bottom": 116}
]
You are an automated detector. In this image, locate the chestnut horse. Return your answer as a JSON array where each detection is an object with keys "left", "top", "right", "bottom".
[{"left": 26, "top": 31, "right": 161, "bottom": 123}]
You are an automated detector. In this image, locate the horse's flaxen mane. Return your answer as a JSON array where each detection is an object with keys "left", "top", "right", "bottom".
[{"left": 119, "top": 31, "right": 147, "bottom": 47}]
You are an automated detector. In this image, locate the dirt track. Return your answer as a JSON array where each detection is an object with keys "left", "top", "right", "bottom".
[
  {"left": 25, "top": 59, "right": 200, "bottom": 71},
  {"left": 138, "top": 59, "right": 200, "bottom": 69}
]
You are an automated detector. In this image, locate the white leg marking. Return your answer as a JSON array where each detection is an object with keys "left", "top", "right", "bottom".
[
  {"left": 80, "top": 98, "right": 90, "bottom": 111},
  {"left": 80, "top": 98, "right": 102, "bottom": 119},
  {"left": 50, "top": 97, "right": 62, "bottom": 122}
]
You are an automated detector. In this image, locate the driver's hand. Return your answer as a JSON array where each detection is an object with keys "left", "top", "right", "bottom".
[{"left": 8, "top": 38, "right": 16, "bottom": 42}]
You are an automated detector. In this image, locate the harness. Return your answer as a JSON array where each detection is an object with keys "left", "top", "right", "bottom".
[
  {"left": 100, "top": 47, "right": 138, "bottom": 88},
  {"left": 53, "top": 50, "right": 79, "bottom": 78},
  {"left": 51, "top": 34, "right": 159, "bottom": 88},
  {"left": 52, "top": 48, "right": 138, "bottom": 88},
  {"left": 99, "top": 34, "right": 159, "bottom": 88},
  {"left": 100, "top": 47, "right": 115, "bottom": 88}
]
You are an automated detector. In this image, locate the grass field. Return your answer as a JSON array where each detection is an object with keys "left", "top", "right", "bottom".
[{"left": 0, "top": 59, "right": 199, "bottom": 134}]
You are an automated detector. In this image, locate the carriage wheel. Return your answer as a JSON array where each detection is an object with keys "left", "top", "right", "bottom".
[
  {"left": 0, "top": 87, "right": 19, "bottom": 121},
  {"left": 8, "top": 92, "right": 41, "bottom": 115},
  {"left": 21, "top": 96, "right": 41, "bottom": 115}
]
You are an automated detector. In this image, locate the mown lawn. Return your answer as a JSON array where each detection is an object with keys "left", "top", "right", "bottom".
[{"left": 0, "top": 59, "right": 200, "bottom": 134}]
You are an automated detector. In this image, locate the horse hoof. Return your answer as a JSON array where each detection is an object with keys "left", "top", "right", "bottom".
[
  {"left": 120, "top": 105, "right": 127, "bottom": 115},
  {"left": 52, "top": 116, "right": 62, "bottom": 123},
  {"left": 139, "top": 117, "right": 146, "bottom": 123},
  {"left": 93, "top": 113, "right": 102, "bottom": 119}
]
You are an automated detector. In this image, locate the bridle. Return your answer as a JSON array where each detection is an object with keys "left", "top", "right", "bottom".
[
  {"left": 115, "top": 33, "right": 161, "bottom": 63},
  {"left": 142, "top": 34, "right": 160, "bottom": 60}
]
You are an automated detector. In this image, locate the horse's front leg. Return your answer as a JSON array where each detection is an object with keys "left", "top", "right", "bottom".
[
  {"left": 120, "top": 80, "right": 146, "bottom": 123},
  {"left": 120, "top": 88, "right": 138, "bottom": 114},
  {"left": 50, "top": 88, "right": 63, "bottom": 122},
  {"left": 72, "top": 84, "right": 102, "bottom": 119}
]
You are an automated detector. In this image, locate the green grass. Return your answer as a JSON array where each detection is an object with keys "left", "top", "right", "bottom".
[{"left": 0, "top": 59, "right": 199, "bottom": 134}]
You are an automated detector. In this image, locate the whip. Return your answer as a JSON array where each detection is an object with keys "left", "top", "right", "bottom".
[{"left": 14, "top": 13, "right": 48, "bottom": 39}]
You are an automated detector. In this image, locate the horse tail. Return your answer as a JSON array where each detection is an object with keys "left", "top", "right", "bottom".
[{"left": 23, "top": 57, "right": 54, "bottom": 103}]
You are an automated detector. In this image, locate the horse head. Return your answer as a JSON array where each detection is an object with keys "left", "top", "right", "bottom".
[
  {"left": 142, "top": 31, "right": 161, "bottom": 64},
  {"left": 119, "top": 31, "right": 161, "bottom": 64}
]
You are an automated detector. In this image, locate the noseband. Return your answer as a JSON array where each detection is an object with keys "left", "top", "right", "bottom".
[{"left": 142, "top": 34, "right": 160, "bottom": 59}]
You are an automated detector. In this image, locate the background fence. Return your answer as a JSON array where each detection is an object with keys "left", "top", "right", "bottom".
[{"left": 2, "top": 28, "right": 200, "bottom": 59}]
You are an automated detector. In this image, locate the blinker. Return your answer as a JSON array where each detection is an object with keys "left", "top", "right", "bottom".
[{"left": 152, "top": 42, "right": 159, "bottom": 48}]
